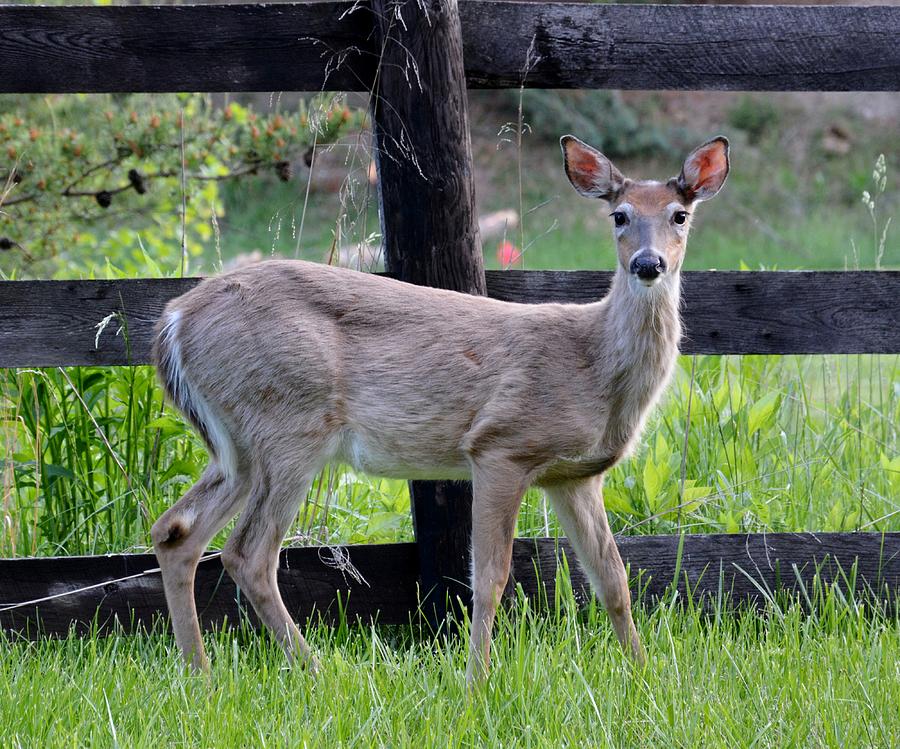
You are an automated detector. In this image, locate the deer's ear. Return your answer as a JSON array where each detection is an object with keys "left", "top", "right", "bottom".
[
  {"left": 678, "top": 137, "right": 729, "bottom": 202},
  {"left": 561, "top": 135, "right": 625, "bottom": 201}
]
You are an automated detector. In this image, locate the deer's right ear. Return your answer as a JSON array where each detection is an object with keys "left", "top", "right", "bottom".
[{"left": 561, "top": 135, "right": 625, "bottom": 201}]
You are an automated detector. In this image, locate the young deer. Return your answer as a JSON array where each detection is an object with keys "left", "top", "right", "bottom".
[{"left": 151, "top": 134, "right": 729, "bottom": 683}]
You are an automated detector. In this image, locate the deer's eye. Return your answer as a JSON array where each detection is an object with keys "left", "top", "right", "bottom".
[
  {"left": 612, "top": 211, "right": 629, "bottom": 227},
  {"left": 673, "top": 211, "right": 689, "bottom": 225}
]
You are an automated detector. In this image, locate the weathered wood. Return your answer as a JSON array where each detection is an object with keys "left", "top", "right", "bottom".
[
  {"left": 2, "top": 533, "right": 897, "bottom": 638},
  {"left": 0, "top": 543, "right": 419, "bottom": 637},
  {"left": 461, "top": 3, "right": 900, "bottom": 92},
  {"left": 0, "top": 277, "right": 197, "bottom": 368},
  {"left": 371, "top": 1, "right": 486, "bottom": 294},
  {"left": 487, "top": 270, "right": 900, "bottom": 355},
  {"left": 511, "top": 533, "right": 900, "bottom": 613},
  {"left": 1, "top": 3, "right": 898, "bottom": 93},
  {"left": 2, "top": 271, "right": 898, "bottom": 367},
  {"left": 0, "top": 2, "right": 375, "bottom": 94},
  {"left": 370, "top": 0, "right": 486, "bottom": 630},
  {"left": 407, "top": 480, "right": 474, "bottom": 629}
]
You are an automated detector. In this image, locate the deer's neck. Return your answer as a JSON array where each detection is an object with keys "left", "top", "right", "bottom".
[
  {"left": 601, "top": 268, "right": 682, "bottom": 363},
  {"left": 585, "top": 267, "right": 682, "bottom": 452}
]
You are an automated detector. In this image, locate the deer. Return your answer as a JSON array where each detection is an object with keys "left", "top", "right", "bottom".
[{"left": 151, "top": 133, "right": 729, "bottom": 684}]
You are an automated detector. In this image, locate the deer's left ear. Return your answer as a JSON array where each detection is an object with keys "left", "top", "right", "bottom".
[{"left": 677, "top": 137, "right": 729, "bottom": 203}]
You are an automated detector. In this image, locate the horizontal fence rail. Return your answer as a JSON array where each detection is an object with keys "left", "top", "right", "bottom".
[
  {"left": 1, "top": 2, "right": 898, "bottom": 93},
  {"left": 1, "top": 271, "right": 898, "bottom": 368},
  {"left": 2, "top": 533, "right": 897, "bottom": 637}
]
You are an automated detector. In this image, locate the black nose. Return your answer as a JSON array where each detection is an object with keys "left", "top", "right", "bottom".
[{"left": 629, "top": 252, "right": 666, "bottom": 280}]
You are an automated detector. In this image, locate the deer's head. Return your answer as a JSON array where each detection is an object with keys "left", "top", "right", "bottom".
[{"left": 561, "top": 135, "right": 729, "bottom": 288}]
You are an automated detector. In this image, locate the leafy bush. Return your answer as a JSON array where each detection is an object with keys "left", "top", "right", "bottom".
[{"left": 0, "top": 93, "right": 360, "bottom": 278}]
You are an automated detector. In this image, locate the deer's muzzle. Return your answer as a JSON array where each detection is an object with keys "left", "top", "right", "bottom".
[{"left": 629, "top": 251, "right": 667, "bottom": 283}]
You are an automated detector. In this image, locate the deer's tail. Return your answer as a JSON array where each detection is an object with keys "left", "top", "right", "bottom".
[{"left": 153, "top": 308, "right": 238, "bottom": 483}]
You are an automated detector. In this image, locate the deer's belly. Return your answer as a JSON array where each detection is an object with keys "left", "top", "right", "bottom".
[{"left": 336, "top": 430, "right": 471, "bottom": 481}]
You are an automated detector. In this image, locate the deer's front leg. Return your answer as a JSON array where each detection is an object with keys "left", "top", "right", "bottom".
[
  {"left": 545, "top": 476, "right": 645, "bottom": 665},
  {"left": 466, "top": 460, "right": 528, "bottom": 686}
]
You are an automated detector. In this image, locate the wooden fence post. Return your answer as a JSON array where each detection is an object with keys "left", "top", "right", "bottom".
[{"left": 370, "top": 0, "right": 485, "bottom": 630}]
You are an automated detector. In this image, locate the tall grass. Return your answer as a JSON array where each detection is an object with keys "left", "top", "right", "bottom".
[
  {"left": 1, "top": 570, "right": 897, "bottom": 747},
  {"left": 2, "top": 366, "right": 177, "bottom": 557}
]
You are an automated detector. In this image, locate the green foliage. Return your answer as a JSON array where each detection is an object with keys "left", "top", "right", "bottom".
[
  {"left": 512, "top": 90, "right": 674, "bottom": 158},
  {"left": 0, "top": 93, "right": 360, "bottom": 277},
  {"left": 9, "top": 350, "right": 895, "bottom": 555},
  {"left": 513, "top": 353, "right": 899, "bottom": 538},
  {"left": 2, "top": 366, "right": 195, "bottom": 556},
  {"left": 727, "top": 95, "right": 781, "bottom": 144},
  {"left": 1, "top": 366, "right": 411, "bottom": 556}
]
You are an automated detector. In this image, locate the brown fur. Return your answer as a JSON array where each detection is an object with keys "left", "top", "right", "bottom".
[{"left": 151, "top": 135, "right": 729, "bottom": 684}]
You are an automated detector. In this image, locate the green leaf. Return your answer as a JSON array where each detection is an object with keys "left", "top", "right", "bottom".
[
  {"left": 718, "top": 510, "right": 741, "bottom": 534},
  {"left": 748, "top": 391, "right": 780, "bottom": 435},
  {"left": 880, "top": 453, "right": 900, "bottom": 494},
  {"left": 643, "top": 457, "right": 670, "bottom": 513},
  {"left": 714, "top": 380, "right": 743, "bottom": 420},
  {"left": 42, "top": 463, "right": 75, "bottom": 480},
  {"left": 713, "top": 382, "right": 731, "bottom": 414},
  {"left": 828, "top": 501, "right": 841, "bottom": 530},
  {"left": 366, "top": 512, "right": 404, "bottom": 538},
  {"left": 680, "top": 485, "right": 714, "bottom": 514},
  {"left": 146, "top": 415, "right": 188, "bottom": 438},
  {"left": 654, "top": 431, "right": 671, "bottom": 463},
  {"left": 159, "top": 459, "right": 202, "bottom": 484},
  {"left": 603, "top": 487, "right": 637, "bottom": 516}
]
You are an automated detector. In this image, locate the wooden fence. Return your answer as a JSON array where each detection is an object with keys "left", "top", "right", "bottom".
[{"left": 1, "top": 1, "right": 899, "bottom": 637}]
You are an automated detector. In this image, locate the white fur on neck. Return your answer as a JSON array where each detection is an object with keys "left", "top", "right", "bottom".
[
  {"left": 595, "top": 268, "right": 682, "bottom": 458},
  {"left": 610, "top": 268, "right": 682, "bottom": 345}
]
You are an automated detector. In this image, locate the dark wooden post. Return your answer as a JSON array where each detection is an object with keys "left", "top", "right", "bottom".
[{"left": 370, "top": 0, "right": 485, "bottom": 630}]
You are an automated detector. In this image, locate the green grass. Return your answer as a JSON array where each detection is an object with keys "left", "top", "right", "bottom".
[
  {"left": 1, "top": 367, "right": 413, "bottom": 557},
  {"left": 1, "top": 581, "right": 897, "bottom": 748}
]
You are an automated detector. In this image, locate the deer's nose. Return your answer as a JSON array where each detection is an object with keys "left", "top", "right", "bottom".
[{"left": 629, "top": 251, "right": 667, "bottom": 280}]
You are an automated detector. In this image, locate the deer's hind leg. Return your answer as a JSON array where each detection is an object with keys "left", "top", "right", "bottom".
[
  {"left": 544, "top": 477, "right": 644, "bottom": 664},
  {"left": 152, "top": 464, "right": 249, "bottom": 673},
  {"left": 220, "top": 454, "right": 323, "bottom": 672}
]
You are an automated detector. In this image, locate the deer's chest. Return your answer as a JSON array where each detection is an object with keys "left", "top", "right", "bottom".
[{"left": 536, "top": 359, "right": 675, "bottom": 485}]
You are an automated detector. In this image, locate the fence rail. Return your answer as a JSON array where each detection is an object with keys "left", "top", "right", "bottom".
[
  {"left": 3, "top": 533, "right": 897, "bottom": 637},
  {"left": 2, "top": 271, "right": 898, "bottom": 368},
  {"left": 1, "top": 3, "right": 898, "bottom": 94}
]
